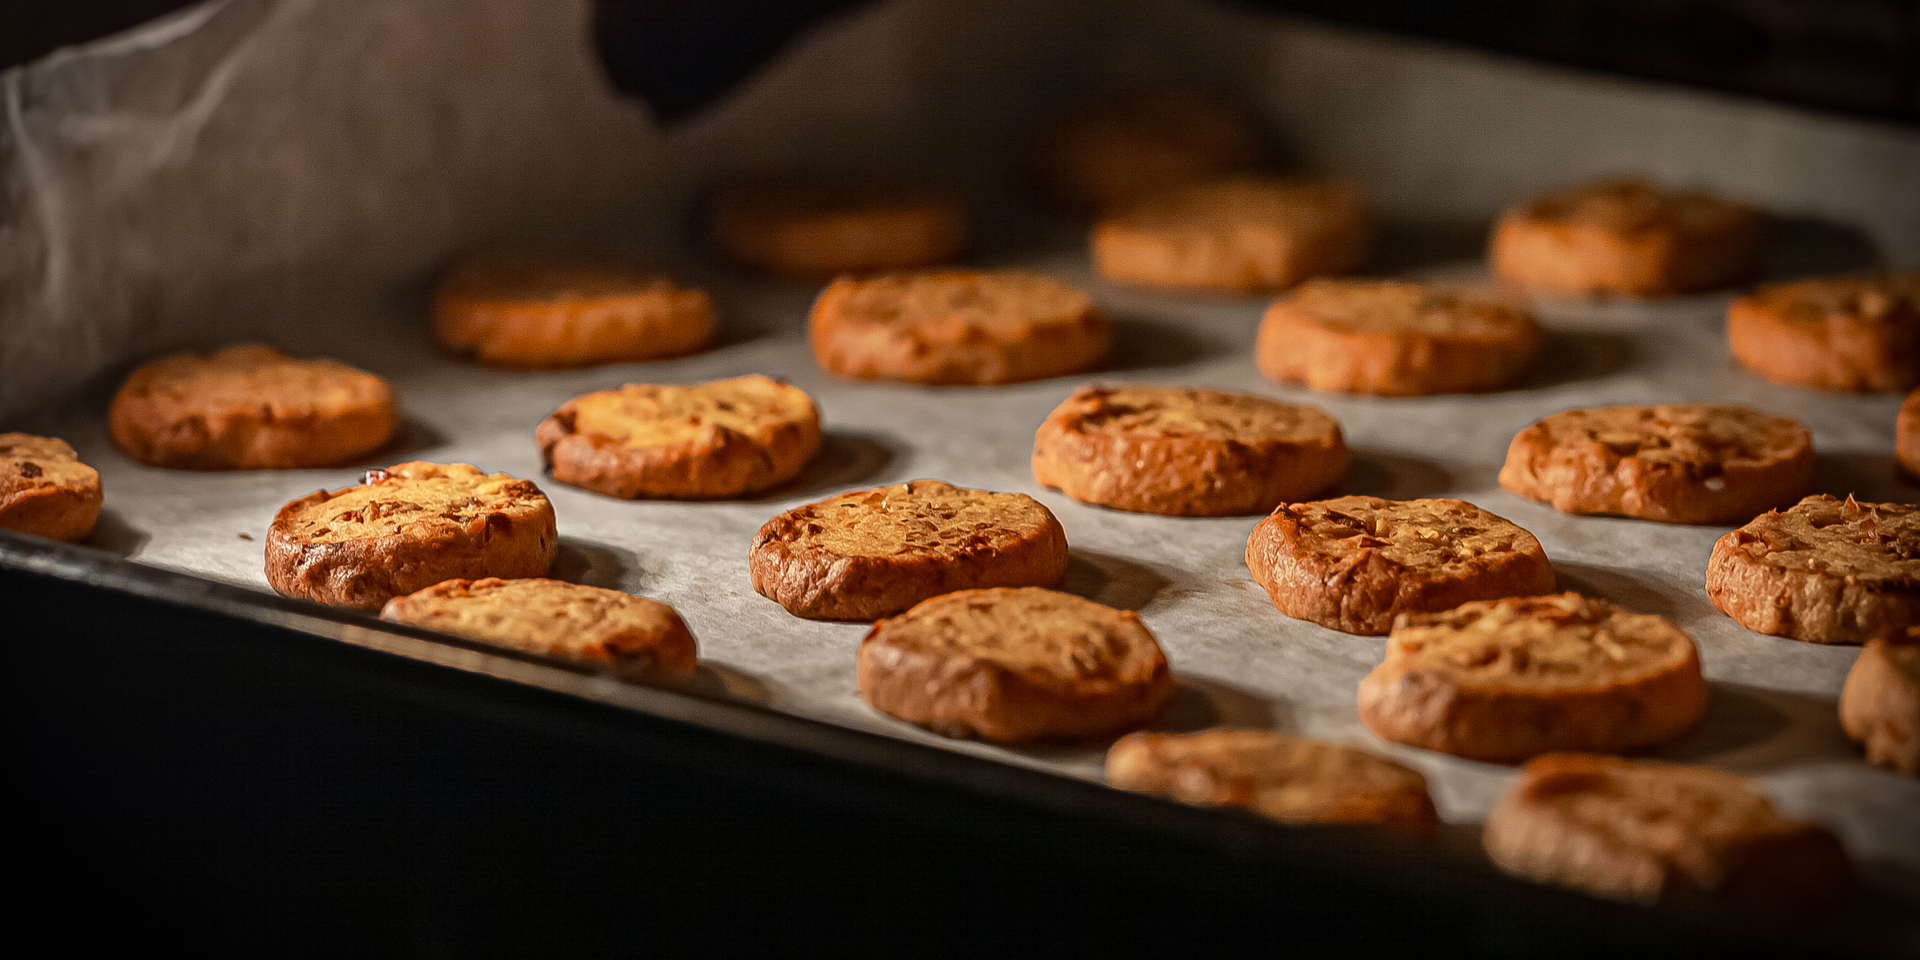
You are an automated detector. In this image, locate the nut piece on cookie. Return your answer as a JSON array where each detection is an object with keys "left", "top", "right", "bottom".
[
  {"left": 1092, "top": 177, "right": 1369, "bottom": 294},
  {"left": 1034, "top": 90, "right": 1260, "bottom": 214},
  {"left": 1499, "top": 404, "right": 1814, "bottom": 525},
  {"left": 536, "top": 375, "right": 821, "bottom": 500},
  {"left": 1483, "top": 753, "right": 1851, "bottom": 909},
  {"left": 1245, "top": 495, "right": 1555, "bottom": 636},
  {"left": 1256, "top": 279, "right": 1543, "bottom": 395},
  {"left": 1706, "top": 495, "right": 1920, "bottom": 645},
  {"left": 1106, "top": 729, "right": 1437, "bottom": 827},
  {"left": 858, "top": 587, "right": 1172, "bottom": 743},
  {"left": 809, "top": 270, "right": 1108, "bottom": 385},
  {"left": 1840, "top": 636, "right": 1920, "bottom": 775},
  {"left": 709, "top": 179, "right": 967, "bottom": 279},
  {"left": 1031, "top": 384, "right": 1346, "bottom": 516},
  {"left": 1728, "top": 268, "right": 1920, "bottom": 392},
  {"left": 110, "top": 345, "right": 397, "bottom": 471},
  {"left": 266, "top": 461, "right": 557, "bottom": 610},
  {"left": 0, "top": 434, "right": 102, "bottom": 543},
  {"left": 434, "top": 254, "right": 716, "bottom": 369},
  {"left": 382, "top": 577, "right": 697, "bottom": 678},
  {"left": 750, "top": 479, "right": 1069, "bottom": 621},
  {"left": 1490, "top": 178, "right": 1761, "bottom": 297},
  {"left": 1359, "top": 593, "right": 1707, "bottom": 763}
]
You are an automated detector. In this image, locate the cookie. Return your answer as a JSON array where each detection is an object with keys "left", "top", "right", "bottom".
[
  {"left": 0, "top": 434, "right": 103, "bottom": 543},
  {"left": 1840, "top": 637, "right": 1920, "bottom": 775},
  {"left": 1091, "top": 177, "right": 1368, "bottom": 294},
  {"left": 1498, "top": 404, "right": 1815, "bottom": 525},
  {"left": 1727, "top": 268, "right": 1920, "bottom": 392},
  {"left": 709, "top": 179, "right": 967, "bottom": 279},
  {"left": 1706, "top": 495, "right": 1920, "bottom": 645},
  {"left": 1255, "top": 279, "right": 1543, "bottom": 395},
  {"left": 856, "top": 587, "right": 1172, "bottom": 743},
  {"left": 1106, "top": 729, "right": 1437, "bottom": 827},
  {"left": 266, "top": 461, "right": 557, "bottom": 610},
  {"left": 751, "top": 480, "right": 1069, "bottom": 621},
  {"left": 1358, "top": 593, "right": 1707, "bottom": 763},
  {"left": 1030, "top": 385, "right": 1346, "bottom": 516},
  {"left": 1490, "top": 177, "right": 1761, "bottom": 297},
  {"left": 1034, "top": 90, "right": 1259, "bottom": 214},
  {"left": 381, "top": 577, "right": 697, "bottom": 677},
  {"left": 110, "top": 345, "right": 398, "bottom": 470},
  {"left": 433, "top": 254, "right": 715, "bottom": 369},
  {"left": 1483, "top": 753, "right": 1851, "bottom": 909},
  {"left": 536, "top": 375, "right": 821, "bottom": 499},
  {"left": 1245, "top": 496, "right": 1555, "bottom": 636},
  {"left": 809, "top": 270, "right": 1108, "bottom": 385},
  {"left": 1899, "top": 389, "right": 1920, "bottom": 477}
]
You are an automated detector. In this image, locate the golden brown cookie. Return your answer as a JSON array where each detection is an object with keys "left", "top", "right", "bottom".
[
  {"left": 0, "top": 434, "right": 102, "bottom": 543},
  {"left": 1255, "top": 279, "right": 1543, "bottom": 395},
  {"left": 1899, "top": 389, "right": 1920, "bottom": 477},
  {"left": 266, "top": 462, "right": 557, "bottom": 610},
  {"left": 1490, "top": 178, "right": 1761, "bottom": 297},
  {"left": 857, "top": 587, "right": 1172, "bottom": 743},
  {"left": 1092, "top": 177, "right": 1369, "bottom": 294},
  {"left": 1499, "top": 404, "right": 1815, "bottom": 525},
  {"left": 381, "top": 577, "right": 697, "bottom": 677},
  {"left": 110, "top": 345, "right": 397, "bottom": 470},
  {"left": 1245, "top": 496, "right": 1555, "bottom": 636},
  {"left": 1483, "top": 753, "right": 1851, "bottom": 909},
  {"left": 750, "top": 480, "right": 1069, "bottom": 621},
  {"left": 1840, "top": 637, "right": 1920, "bottom": 775},
  {"left": 809, "top": 270, "right": 1108, "bottom": 385},
  {"left": 1106, "top": 729, "right": 1437, "bottom": 827},
  {"left": 536, "top": 375, "right": 821, "bottom": 500},
  {"left": 1727, "top": 268, "right": 1920, "bottom": 392},
  {"left": 1034, "top": 91, "right": 1259, "bottom": 214},
  {"left": 1030, "top": 385, "right": 1346, "bottom": 516},
  {"left": 1706, "top": 495, "right": 1920, "bottom": 645},
  {"left": 709, "top": 179, "right": 967, "bottom": 279},
  {"left": 434, "top": 254, "right": 715, "bottom": 369},
  {"left": 1358, "top": 593, "right": 1707, "bottom": 763}
]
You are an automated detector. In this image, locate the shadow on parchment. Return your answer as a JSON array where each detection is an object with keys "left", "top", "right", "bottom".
[
  {"left": 1762, "top": 215, "right": 1881, "bottom": 282},
  {"left": 1514, "top": 330, "right": 1636, "bottom": 391},
  {"left": 1549, "top": 560, "right": 1697, "bottom": 621},
  {"left": 550, "top": 536, "right": 637, "bottom": 590},
  {"left": 1150, "top": 675, "right": 1291, "bottom": 734},
  {"left": 762, "top": 430, "right": 898, "bottom": 500},
  {"left": 349, "top": 417, "right": 446, "bottom": 467},
  {"left": 1815, "top": 450, "right": 1907, "bottom": 504},
  {"left": 1062, "top": 549, "right": 1171, "bottom": 611},
  {"left": 1106, "top": 314, "right": 1226, "bottom": 372},
  {"left": 680, "top": 661, "right": 775, "bottom": 705},
  {"left": 1369, "top": 220, "right": 1489, "bottom": 275},
  {"left": 84, "top": 508, "right": 149, "bottom": 558},
  {"left": 1340, "top": 447, "right": 1453, "bottom": 501}
]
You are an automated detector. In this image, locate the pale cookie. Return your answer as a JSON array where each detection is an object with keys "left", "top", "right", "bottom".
[
  {"left": 536, "top": 375, "right": 821, "bottom": 499},
  {"left": 1106, "top": 729, "right": 1437, "bottom": 827},
  {"left": 267, "top": 462, "right": 557, "bottom": 610},
  {"left": 857, "top": 587, "right": 1172, "bottom": 743},
  {"left": 809, "top": 270, "right": 1108, "bottom": 385},
  {"left": 1727, "top": 268, "right": 1920, "bottom": 392},
  {"left": 1256, "top": 279, "right": 1543, "bottom": 395},
  {"left": 1031, "top": 385, "right": 1346, "bottom": 516},
  {"left": 1245, "top": 496, "right": 1555, "bottom": 636},
  {"left": 1706, "top": 495, "right": 1920, "bottom": 645},
  {"left": 1490, "top": 178, "right": 1761, "bottom": 297},
  {"left": 1359, "top": 593, "right": 1707, "bottom": 763},
  {"left": 1899, "top": 389, "right": 1920, "bottom": 477},
  {"left": 709, "top": 179, "right": 967, "bottom": 279},
  {"left": 1840, "top": 637, "right": 1920, "bottom": 775},
  {"left": 1499, "top": 404, "right": 1814, "bottom": 525},
  {"left": 382, "top": 577, "right": 697, "bottom": 678},
  {"left": 110, "top": 345, "right": 397, "bottom": 470},
  {"left": 1091, "top": 177, "right": 1368, "bottom": 294},
  {"left": 0, "top": 434, "right": 102, "bottom": 543},
  {"left": 434, "top": 254, "right": 715, "bottom": 369},
  {"left": 1034, "top": 91, "right": 1259, "bottom": 214}
]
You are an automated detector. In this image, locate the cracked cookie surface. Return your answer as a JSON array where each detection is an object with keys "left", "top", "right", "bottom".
[
  {"left": 434, "top": 254, "right": 715, "bottom": 369},
  {"left": 1728, "top": 268, "right": 1920, "bottom": 392},
  {"left": 0, "top": 433, "right": 102, "bottom": 543},
  {"left": 382, "top": 577, "right": 696, "bottom": 677},
  {"left": 1107, "top": 729, "right": 1436, "bottom": 826},
  {"left": 1257, "top": 279, "right": 1542, "bottom": 395},
  {"left": 1707, "top": 495, "right": 1920, "bottom": 644},
  {"left": 1490, "top": 178, "right": 1761, "bottom": 296}
]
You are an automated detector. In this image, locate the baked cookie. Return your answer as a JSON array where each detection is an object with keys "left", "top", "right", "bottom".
[
  {"left": 110, "top": 345, "right": 397, "bottom": 470},
  {"left": 1106, "top": 729, "right": 1437, "bottom": 827},
  {"left": 1092, "top": 177, "right": 1368, "bottom": 294},
  {"left": 1358, "top": 593, "right": 1707, "bottom": 763},
  {"left": 1483, "top": 753, "right": 1851, "bottom": 909},
  {"left": 1034, "top": 91, "right": 1259, "bottom": 214},
  {"left": 266, "top": 462, "right": 557, "bottom": 610},
  {"left": 1256, "top": 279, "right": 1543, "bottom": 395},
  {"left": 0, "top": 434, "right": 102, "bottom": 543},
  {"left": 1899, "top": 389, "right": 1920, "bottom": 478},
  {"left": 1030, "top": 385, "right": 1346, "bottom": 516},
  {"left": 709, "top": 179, "right": 967, "bottom": 279},
  {"left": 1706, "top": 495, "right": 1920, "bottom": 645},
  {"left": 381, "top": 577, "right": 697, "bottom": 677},
  {"left": 750, "top": 479, "right": 1069, "bottom": 621},
  {"left": 1245, "top": 496, "right": 1555, "bottom": 636},
  {"left": 434, "top": 254, "right": 715, "bottom": 369},
  {"left": 1727, "top": 268, "right": 1920, "bottom": 392},
  {"left": 857, "top": 587, "right": 1172, "bottom": 743},
  {"left": 536, "top": 375, "right": 821, "bottom": 499},
  {"left": 1498, "top": 404, "right": 1814, "bottom": 525},
  {"left": 809, "top": 270, "right": 1108, "bottom": 385},
  {"left": 1490, "top": 178, "right": 1761, "bottom": 297},
  {"left": 1840, "top": 636, "right": 1920, "bottom": 775}
]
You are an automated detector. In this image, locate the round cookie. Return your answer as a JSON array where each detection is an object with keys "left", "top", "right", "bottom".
[
  {"left": 809, "top": 270, "right": 1108, "bottom": 385},
  {"left": 434, "top": 254, "right": 715, "bottom": 369},
  {"left": 1727, "top": 268, "right": 1920, "bottom": 392},
  {"left": 1092, "top": 177, "right": 1369, "bottom": 294},
  {"left": 110, "top": 345, "right": 397, "bottom": 470},
  {"left": 1490, "top": 178, "right": 1761, "bottom": 297},
  {"left": 266, "top": 461, "right": 557, "bottom": 610},
  {"left": 1034, "top": 90, "right": 1259, "bottom": 214},
  {"left": 1899, "top": 389, "right": 1920, "bottom": 478},
  {"left": 1706, "top": 495, "right": 1920, "bottom": 645},
  {"left": 1245, "top": 495, "right": 1555, "bottom": 636},
  {"left": 0, "top": 434, "right": 102, "bottom": 543},
  {"left": 1106, "top": 729, "right": 1437, "bottom": 827},
  {"left": 381, "top": 577, "right": 697, "bottom": 677},
  {"left": 1499, "top": 404, "right": 1814, "bottom": 525},
  {"left": 709, "top": 179, "right": 967, "bottom": 279},
  {"left": 1840, "top": 637, "right": 1920, "bottom": 775},
  {"left": 857, "top": 587, "right": 1172, "bottom": 743},
  {"left": 1358, "top": 593, "right": 1707, "bottom": 763},
  {"left": 1256, "top": 279, "right": 1543, "bottom": 395},
  {"left": 1030, "top": 384, "right": 1346, "bottom": 516},
  {"left": 536, "top": 375, "right": 821, "bottom": 500}
]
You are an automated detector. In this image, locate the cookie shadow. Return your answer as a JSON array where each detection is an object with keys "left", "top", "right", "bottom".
[
  {"left": 83, "top": 509, "right": 148, "bottom": 558},
  {"left": 1150, "top": 675, "right": 1291, "bottom": 733},
  {"left": 1062, "top": 549, "right": 1172, "bottom": 611},
  {"left": 1550, "top": 561, "right": 1691, "bottom": 619},
  {"left": 550, "top": 537, "right": 638, "bottom": 590},
  {"left": 1652, "top": 682, "right": 1851, "bottom": 771},
  {"left": 1370, "top": 220, "right": 1489, "bottom": 275},
  {"left": 1106, "top": 315, "right": 1223, "bottom": 372},
  {"left": 768, "top": 430, "right": 898, "bottom": 499},
  {"left": 1816, "top": 450, "right": 1907, "bottom": 504},
  {"left": 352, "top": 418, "right": 446, "bottom": 467},
  {"left": 1339, "top": 447, "right": 1452, "bottom": 501},
  {"left": 1515, "top": 330, "right": 1636, "bottom": 390},
  {"left": 1762, "top": 215, "right": 1881, "bottom": 281},
  {"left": 678, "top": 661, "right": 775, "bottom": 705}
]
